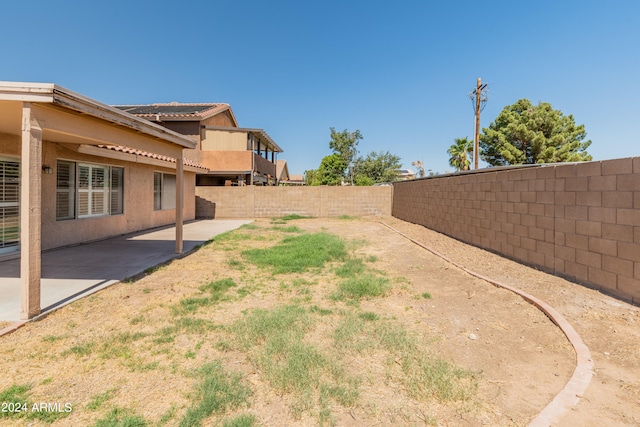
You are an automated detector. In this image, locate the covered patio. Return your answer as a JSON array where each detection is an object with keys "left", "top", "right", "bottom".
[
  {"left": 0, "top": 82, "right": 199, "bottom": 319},
  {"left": 0, "top": 219, "right": 252, "bottom": 322}
]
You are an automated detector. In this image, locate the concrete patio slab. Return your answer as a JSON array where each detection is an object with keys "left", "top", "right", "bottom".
[{"left": 0, "top": 219, "right": 252, "bottom": 322}]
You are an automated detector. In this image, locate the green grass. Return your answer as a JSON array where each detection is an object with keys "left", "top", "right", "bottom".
[
  {"left": 87, "top": 389, "right": 116, "bottom": 410},
  {"left": 334, "top": 258, "right": 366, "bottom": 278},
  {"left": 332, "top": 313, "right": 478, "bottom": 403},
  {"left": 179, "top": 362, "right": 252, "bottom": 427},
  {"left": 337, "top": 215, "right": 358, "bottom": 220},
  {"left": 221, "top": 414, "right": 256, "bottom": 427},
  {"left": 280, "top": 214, "right": 311, "bottom": 221},
  {"left": 242, "top": 232, "right": 347, "bottom": 274},
  {"left": 42, "top": 334, "right": 66, "bottom": 343},
  {"left": 309, "top": 305, "right": 333, "bottom": 316},
  {"left": 67, "top": 342, "right": 95, "bottom": 357},
  {"left": 271, "top": 225, "right": 303, "bottom": 233},
  {"left": 334, "top": 274, "right": 391, "bottom": 300},
  {"left": 92, "top": 407, "right": 147, "bottom": 427},
  {"left": 231, "top": 305, "right": 359, "bottom": 419},
  {"left": 173, "top": 278, "right": 237, "bottom": 315}
]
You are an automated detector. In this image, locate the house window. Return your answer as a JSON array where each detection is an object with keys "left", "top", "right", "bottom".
[
  {"left": 0, "top": 158, "right": 20, "bottom": 254},
  {"left": 56, "top": 161, "right": 75, "bottom": 220},
  {"left": 56, "top": 161, "right": 124, "bottom": 220},
  {"left": 153, "top": 172, "right": 176, "bottom": 210}
]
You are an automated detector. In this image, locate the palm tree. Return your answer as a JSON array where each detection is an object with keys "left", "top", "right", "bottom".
[
  {"left": 447, "top": 137, "right": 473, "bottom": 171},
  {"left": 411, "top": 160, "right": 425, "bottom": 178}
]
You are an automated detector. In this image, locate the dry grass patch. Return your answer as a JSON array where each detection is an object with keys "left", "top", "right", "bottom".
[{"left": 0, "top": 217, "right": 486, "bottom": 426}]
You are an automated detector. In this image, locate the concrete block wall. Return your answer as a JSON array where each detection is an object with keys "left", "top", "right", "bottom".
[
  {"left": 392, "top": 158, "right": 640, "bottom": 304},
  {"left": 195, "top": 186, "right": 393, "bottom": 219}
]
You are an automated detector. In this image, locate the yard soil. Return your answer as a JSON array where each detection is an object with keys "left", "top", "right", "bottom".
[{"left": 1, "top": 217, "right": 639, "bottom": 426}]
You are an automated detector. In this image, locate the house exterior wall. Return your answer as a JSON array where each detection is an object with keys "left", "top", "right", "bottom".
[
  {"left": 200, "top": 151, "right": 252, "bottom": 172},
  {"left": 202, "top": 130, "right": 247, "bottom": 151},
  {"left": 195, "top": 186, "right": 393, "bottom": 218},
  {"left": 391, "top": 158, "right": 640, "bottom": 304},
  {"left": 200, "top": 111, "right": 236, "bottom": 128},
  {"left": 0, "top": 131, "right": 196, "bottom": 252}
]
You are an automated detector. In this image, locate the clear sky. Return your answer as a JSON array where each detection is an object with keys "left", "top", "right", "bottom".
[{"left": 3, "top": 1, "right": 639, "bottom": 175}]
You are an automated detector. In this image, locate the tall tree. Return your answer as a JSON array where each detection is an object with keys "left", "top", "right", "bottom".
[
  {"left": 480, "top": 99, "right": 592, "bottom": 166},
  {"left": 354, "top": 151, "right": 402, "bottom": 185},
  {"left": 447, "top": 137, "right": 473, "bottom": 171},
  {"left": 329, "top": 127, "right": 363, "bottom": 184},
  {"left": 412, "top": 160, "right": 425, "bottom": 178}
]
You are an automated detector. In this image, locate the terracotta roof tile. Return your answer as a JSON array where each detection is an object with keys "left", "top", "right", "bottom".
[{"left": 98, "top": 145, "right": 208, "bottom": 170}]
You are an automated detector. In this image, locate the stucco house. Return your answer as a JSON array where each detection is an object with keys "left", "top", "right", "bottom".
[
  {"left": 115, "top": 103, "right": 283, "bottom": 186},
  {"left": 0, "top": 82, "right": 202, "bottom": 319}
]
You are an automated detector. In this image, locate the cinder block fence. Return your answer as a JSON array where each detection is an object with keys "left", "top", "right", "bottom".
[
  {"left": 195, "top": 186, "right": 393, "bottom": 219},
  {"left": 392, "top": 158, "right": 640, "bottom": 304}
]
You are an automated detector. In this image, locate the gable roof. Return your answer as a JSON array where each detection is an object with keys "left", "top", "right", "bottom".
[{"left": 115, "top": 103, "right": 238, "bottom": 126}]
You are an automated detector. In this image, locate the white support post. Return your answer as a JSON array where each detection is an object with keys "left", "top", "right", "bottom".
[{"left": 20, "top": 103, "right": 43, "bottom": 320}]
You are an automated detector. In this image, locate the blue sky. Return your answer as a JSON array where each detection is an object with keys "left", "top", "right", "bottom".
[{"left": 3, "top": 1, "right": 639, "bottom": 175}]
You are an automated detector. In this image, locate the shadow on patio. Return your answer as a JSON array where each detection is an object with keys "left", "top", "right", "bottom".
[{"left": 0, "top": 219, "right": 252, "bottom": 321}]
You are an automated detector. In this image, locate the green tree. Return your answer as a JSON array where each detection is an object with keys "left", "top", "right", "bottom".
[
  {"left": 304, "top": 169, "right": 319, "bottom": 186},
  {"left": 480, "top": 99, "right": 592, "bottom": 166},
  {"left": 329, "top": 127, "right": 363, "bottom": 184},
  {"left": 354, "top": 151, "right": 402, "bottom": 185},
  {"left": 314, "top": 154, "right": 347, "bottom": 186},
  {"left": 447, "top": 137, "right": 473, "bottom": 171}
]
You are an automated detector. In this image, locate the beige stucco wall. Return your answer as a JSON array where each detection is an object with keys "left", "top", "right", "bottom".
[
  {"left": 0, "top": 132, "right": 196, "bottom": 251},
  {"left": 200, "top": 150, "right": 252, "bottom": 172},
  {"left": 202, "top": 130, "right": 247, "bottom": 151},
  {"left": 392, "top": 158, "right": 640, "bottom": 304},
  {"left": 195, "top": 186, "right": 393, "bottom": 218}
]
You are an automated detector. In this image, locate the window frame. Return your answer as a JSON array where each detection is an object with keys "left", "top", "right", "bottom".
[
  {"left": 153, "top": 171, "right": 176, "bottom": 211},
  {"left": 56, "top": 160, "right": 124, "bottom": 220}
]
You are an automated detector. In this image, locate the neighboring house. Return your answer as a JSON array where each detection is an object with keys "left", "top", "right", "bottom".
[
  {"left": 0, "top": 82, "right": 201, "bottom": 319},
  {"left": 276, "top": 159, "right": 290, "bottom": 184},
  {"left": 281, "top": 173, "right": 306, "bottom": 186},
  {"left": 116, "top": 103, "right": 283, "bottom": 186},
  {"left": 397, "top": 169, "right": 416, "bottom": 180}
]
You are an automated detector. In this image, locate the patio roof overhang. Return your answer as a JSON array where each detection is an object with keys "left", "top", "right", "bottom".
[{"left": 0, "top": 81, "right": 196, "bottom": 320}]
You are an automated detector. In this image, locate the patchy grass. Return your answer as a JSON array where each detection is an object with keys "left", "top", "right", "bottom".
[
  {"left": 242, "top": 232, "right": 347, "bottom": 274},
  {"left": 173, "top": 278, "right": 237, "bottom": 315},
  {"left": 0, "top": 218, "right": 484, "bottom": 426},
  {"left": 230, "top": 305, "right": 359, "bottom": 419},
  {"left": 334, "top": 274, "right": 391, "bottom": 300},
  {"left": 92, "top": 407, "right": 147, "bottom": 427},
  {"left": 179, "top": 362, "right": 252, "bottom": 427}
]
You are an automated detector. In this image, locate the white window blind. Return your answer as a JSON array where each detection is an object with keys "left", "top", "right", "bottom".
[
  {"left": 56, "top": 161, "right": 75, "bottom": 220},
  {"left": 56, "top": 161, "right": 124, "bottom": 220},
  {"left": 153, "top": 172, "right": 176, "bottom": 210},
  {"left": 0, "top": 159, "right": 19, "bottom": 254}
]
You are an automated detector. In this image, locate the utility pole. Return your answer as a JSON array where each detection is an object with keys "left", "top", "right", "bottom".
[{"left": 469, "top": 78, "right": 488, "bottom": 170}]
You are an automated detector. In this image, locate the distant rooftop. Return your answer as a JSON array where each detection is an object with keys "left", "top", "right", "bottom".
[{"left": 115, "top": 103, "right": 235, "bottom": 123}]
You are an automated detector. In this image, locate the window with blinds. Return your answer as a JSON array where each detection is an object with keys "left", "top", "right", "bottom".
[
  {"left": 56, "top": 161, "right": 75, "bottom": 220},
  {"left": 56, "top": 161, "right": 124, "bottom": 220},
  {"left": 0, "top": 158, "right": 20, "bottom": 254},
  {"left": 110, "top": 167, "right": 124, "bottom": 215},
  {"left": 153, "top": 172, "right": 176, "bottom": 210}
]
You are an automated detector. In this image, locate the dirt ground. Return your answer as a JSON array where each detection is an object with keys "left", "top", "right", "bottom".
[{"left": 0, "top": 217, "right": 638, "bottom": 426}]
